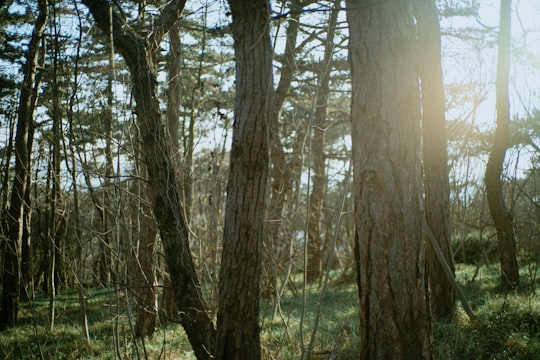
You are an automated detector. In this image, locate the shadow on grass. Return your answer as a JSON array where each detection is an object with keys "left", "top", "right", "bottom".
[{"left": 1, "top": 262, "right": 538, "bottom": 359}]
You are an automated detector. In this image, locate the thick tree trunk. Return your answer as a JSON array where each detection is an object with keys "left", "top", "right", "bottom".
[
  {"left": 0, "top": 0, "right": 48, "bottom": 329},
  {"left": 346, "top": 1, "right": 433, "bottom": 359},
  {"left": 485, "top": 0, "right": 519, "bottom": 290},
  {"left": 132, "top": 148, "right": 158, "bottom": 338},
  {"left": 134, "top": 187, "right": 158, "bottom": 338},
  {"left": 415, "top": 0, "right": 455, "bottom": 320},
  {"left": 214, "top": 1, "right": 273, "bottom": 359},
  {"left": 82, "top": 2, "right": 216, "bottom": 359}
]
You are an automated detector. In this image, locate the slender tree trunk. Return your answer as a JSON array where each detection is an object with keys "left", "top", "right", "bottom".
[
  {"left": 265, "top": 0, "right": 302, "bottom": 299},
  {"left": 160, "top": 21, "right": 182, "bottom": 323},
  {"left": 0, "top": 0, "right": 48, "bottom": 329},
  {"left": 306, "top": 0, "right": 339, "bottom": 283},
  {"left": 346, "top": 1, "right": 433, "bottom": 359},
  {"left": 48, "top": 6, "right": 64, "bottom": 328},
  {"left": 131, "top": 130, "right": 159, "bottom": 338},
  {"left": 214, "top": 0, "right": 273, "bottom": 358},
  {"left": 415, "top": 0, "right": 455, "bottom": 320},
  {"left": 94, "top": 4, "right": 117, "bottom": 287},
  {"left": 82, "top": 2, "right": 216, "bottom": 359},
  {"left": 167, "top": 23, "right": 182, "bottom": 161},
  {"left": 20, "top": 172, "right": 33, "bottom": 298},
  {"left": 485, "top": 0, "right": 519, "bottom": 290},
  {"left": 0, "top": 112, "right": 15, "bottom": 211}
]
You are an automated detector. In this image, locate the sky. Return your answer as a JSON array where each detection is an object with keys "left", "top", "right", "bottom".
[
  {"left": 441, "top": 0, "right": 540, "bottom": 123},
  {"left": 2, "top": 0, "right": 540, "bottom": 185}
]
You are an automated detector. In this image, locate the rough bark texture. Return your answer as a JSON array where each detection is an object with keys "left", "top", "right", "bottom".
[
  {"left": 134, "top": 183, "right": 158, "bottom": 338},
  {"left": 0, "top": 0, "right": 48, "bottom": 329},
  {"left": 415, "top": 0, "right": 455, "bottom": 320},
  {"left": 82, "top": 2, "right": 216, "bottom": 359},
  {"left": 214, "top": 1, "right": 273, "bottom": 359},
  {"left": 485, "top": 0, "right": 519, "bottom": 290},
  {"left": 346, "top": 1, "right": 433, "bottom": 359}
]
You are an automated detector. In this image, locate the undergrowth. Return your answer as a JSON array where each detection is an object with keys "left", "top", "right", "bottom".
[{"left": 0, "top": 263, "right": 538, "bottom": 359}]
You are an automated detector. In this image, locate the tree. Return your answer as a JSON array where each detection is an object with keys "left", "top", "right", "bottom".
[
  {"left": 485, "top": 0, "right": 519, "bottom": 290},
  {"left": 214, "top": 0, "right": 273, "bottom": 358},
  {"left": 346, "top": 1, "right": 433, "bottom": 358},
  {"left": 82, "top": 1, "right": 216, "bottom": 359},
  {"left": 415, "top": 0, "right": 455, "bottom": 320},
  {"left": 265, "top": 0, "right": 303, "bottom": 301},
  {"left": 0, "top": 0, "right": 48, "bottom": 329},
  {"left": 159, "top": 21, "right": 182, "bottom": 325},
  {"left": 306, "top": 0, "right": 340, "bottom": 283},
  {"left": 133, "top": 159, "right": 159, "bottom": 338}
]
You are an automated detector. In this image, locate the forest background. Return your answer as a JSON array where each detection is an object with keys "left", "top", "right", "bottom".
[{"left": 0, "top": 0, "right": 540, "bottom": 359}]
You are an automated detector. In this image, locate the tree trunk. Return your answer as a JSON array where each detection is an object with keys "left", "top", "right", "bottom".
[
  {"left": 265, "top": 0, "right": 302, "bottom": 299},
  {"left": 166, "top": 23, "right": 182, "bottom": 162},
  {"left": 82, "top": 2, "right": 216, "bottom": 359},
  {"left": 99, "top": 11, "right": 117, "bottom": 287},
  {"left": 485, "top": 0, "right": 519, "bottom": 290},
  {"left": 131, "top": 135, "right": 159, "bottom": 338},
  {"left": 214, "top": 0, "right": 273, "bottom": 358},
  {"left": 20, "top": 174, "right": 33, "bottom": 298},
  {"left": 306, "top": 0, "right": 339, "bottom": 283},
  {"left": 0, "top": 0, "right": 48, "bottom": 329},
  {"left": 414, "top": 0, "right": 455, "bottom": 320},
  {"left": 48, "top": 12, "right": 64, "bottom": 328},
  {"left": 160, "top": 22, "right": 182, "bottom": 323},
  {"left": 346, "top": 1, "right": 433, "bottom": 359},
  {"left": 134, "top": 184, "right": 158, "bottom": 338}
]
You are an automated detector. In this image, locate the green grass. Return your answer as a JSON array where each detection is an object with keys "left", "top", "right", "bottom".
[
  {"left": 260, "top": 282, "right": 359, "bottom": 359},
  {"left": 434, "top": 263, "right": 540, "bottom": 360},
  {"left": 1, "top": 264, "right": 539, "bottom": 359}
]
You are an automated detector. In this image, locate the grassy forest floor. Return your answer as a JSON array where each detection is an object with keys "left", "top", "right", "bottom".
[{"left": 1, "top": 263, "right": 539, "bottom": 359}]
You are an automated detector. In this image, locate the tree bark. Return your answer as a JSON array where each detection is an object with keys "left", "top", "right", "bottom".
[
  {"left": 134, "top": 184, "right": 158, "bottom": 338},
  {"left": 160, "top": 22, "right": 182, "bottom": 323},
  {"left": 214, "top": 1, "right": 273, "bottom": 358},
  {"left": 414, "top": 0, "right": 455, "bottom": 320},
  {"left": 306, "top": 0, "right": 340, "bottom": 283},
  {"left": 0, "top": 0, "right": 48, "bottom": 329},
  {"left": 132, "top": 137, "right": 159, "bottom": 338},
  {"left": 82, "top": 1, "right": 216, "bottom": 359},
  {"left": 485, "top": 0, "right": 519, "bottom": 290},
  {"left": 346, "top": 1, "right": 433, "bottom": 359},
  {"left": 265, "top": 0, "right": 302, "bottom": 299}
]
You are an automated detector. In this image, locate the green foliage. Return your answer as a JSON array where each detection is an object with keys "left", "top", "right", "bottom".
[
  {"left": 1, "top": 264, "right": 540, "bottom": 359},
  {"left": 0, "top": 288, "right": 195, "bottom": 359},
  {"left": 435, "top": 264, "right": 540, "bottom": 360},
  {"left": 453, "top": 231, "right": 498, "bottom": 264},
  {"left": 470, "top": 298, "right": 540, "bottom": 360}
]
